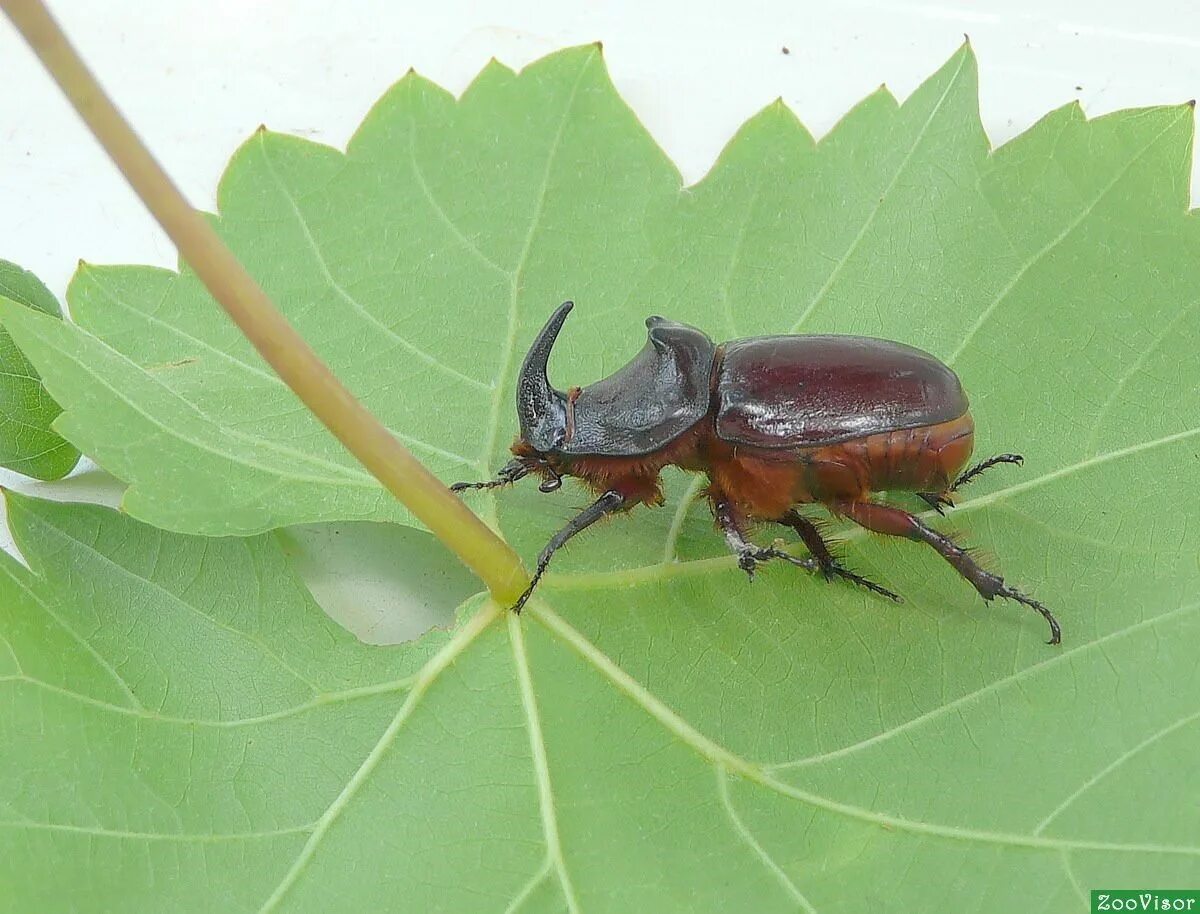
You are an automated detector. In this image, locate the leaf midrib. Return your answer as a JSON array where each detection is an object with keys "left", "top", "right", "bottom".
[
  {"left": 946, "top": 105, "right": 1192, "bottom": 366},
  {"left": 478, "top": 48, "right": 599, "bottom": 507},
  {"left": 787, "top": 50, "right": 968, "bottom": 335}
]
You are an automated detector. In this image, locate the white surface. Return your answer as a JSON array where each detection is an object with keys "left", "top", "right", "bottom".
[
  {"left": 0, "top": 0, "right": 1197, "bottom": 635},
  {"left": 3, "top": 0, "right": 1198, "bottom": 298}
]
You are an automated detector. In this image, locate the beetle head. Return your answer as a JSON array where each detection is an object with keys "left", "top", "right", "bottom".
[
  {"left": 516, "top": 302, "right": 717, "bottom": 461},
  {"left": 516, "top": 300, "right": 573, "bottom": 454}
]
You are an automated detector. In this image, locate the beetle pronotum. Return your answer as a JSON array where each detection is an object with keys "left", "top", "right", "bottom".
[{"left": 454, "top": 302, "right": 1060, "bottom": 645}]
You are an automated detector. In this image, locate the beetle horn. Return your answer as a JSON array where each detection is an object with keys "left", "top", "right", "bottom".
[{"left": 517, "top": 301, "right": 573, "bottom": 451}]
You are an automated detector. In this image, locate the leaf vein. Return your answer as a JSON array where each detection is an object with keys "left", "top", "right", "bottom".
[
  {"left": 255, "top": 601, "right": 498, "bottom": 913},
  {"left": 41, "top": 316, "right": 382, "bottom": 488},
  {"left": 509, "top": 614, "right": 581, "bottom": 914},
  {"left": 256, "top": 132, "right": 491, "bottom": 392},
  {"left": 946, "top": 108, "right": 1190, "bottom": 366},
  {"left": 21, "top": 512, "right": 325, "bottom": 696},
  {"left": 771, "top": 599, "right": 1200, "bottom": 769},
  {"left": 716, "top": 764, "right": 818, "bottom": 913},
  {"left": 502, "top": 857, "right": 554, "bottom": 914},
  {"left": 84, "top": 268, "right": 476, "bottom": 471},
  {"left": 1082, "top": 296, "right": 1200, "bottom": 453},
  {"left": 0, "top": 672, "right": 416, "bottom": 728},
  {"left": 0, "top": 559, "right": 143, "bottom": 710},
  {"left": 1032, "top": 706, "right": 1200, "bottom": 836},
  {"left": 408, "top": 130, "right": 512, "bottom": 278},
  {"left": 788, "top": 51, "right": 968, "bottom": 333},
  {"left": 0, "top": 819, "right": 313, "bottom": 843},
  {"left": 532, "top": 601, "right": 1200, "bottom": 858}
]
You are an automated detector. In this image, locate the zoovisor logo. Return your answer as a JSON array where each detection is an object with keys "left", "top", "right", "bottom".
[{"left": 1093, "top": 891, "right": 1200, "bottom": 912}]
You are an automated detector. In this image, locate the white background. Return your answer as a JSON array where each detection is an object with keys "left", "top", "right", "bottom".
[{"left": 0, "top": 0, "right": 1197, "bottom": 638}]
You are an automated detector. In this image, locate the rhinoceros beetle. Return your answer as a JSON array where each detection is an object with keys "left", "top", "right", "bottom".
[{"left": 453, "top": 302, "right": 1060, "bottom": 645}]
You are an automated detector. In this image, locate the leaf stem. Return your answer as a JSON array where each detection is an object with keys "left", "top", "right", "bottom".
[{"left": 0, "top": 0, "right": 527, "bottom": 603}]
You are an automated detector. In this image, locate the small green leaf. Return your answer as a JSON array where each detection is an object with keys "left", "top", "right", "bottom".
[{"left": 0, "top": 260, "right": 80, "bottom": 479}]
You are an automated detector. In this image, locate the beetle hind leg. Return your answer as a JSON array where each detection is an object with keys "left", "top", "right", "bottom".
[
  {"left": 777, "top": 509, "right": 901, "bottom": 602},
  {"left": 835, "top": 499, "right": 1061, "bottom": 645}
]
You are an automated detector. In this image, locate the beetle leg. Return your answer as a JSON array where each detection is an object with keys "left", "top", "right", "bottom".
[
  {"left": 714, "top": 499, "right": 817, "bottom": 581},
  {"left": 509, "top": 490, "right": 626, "bottom": 614},
  {"left": 916, "top": 491, "right": 954, "bottom": 516},
  {"left": 949, "top": 453, "right": 1023, "bottom": 493},
  {"left": 917, "top": 454, "right": 1023, "bottom": 515},
  {"left": 450, "top": 459, "right": 531, "bottom": 493},
  {"left": 835, "top": 500, "right": 1061, "bottom": 645},
  {"left": 777, "top": 509, "right": 901, "bottom": 602}
]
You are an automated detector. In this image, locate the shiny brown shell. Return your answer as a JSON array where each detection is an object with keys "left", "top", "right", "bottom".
[{"left": 714, "top": 335, "right": 968, "bottom": 449}]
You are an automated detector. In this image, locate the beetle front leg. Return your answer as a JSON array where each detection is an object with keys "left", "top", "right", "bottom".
[
  {"left": 450, "top": 459, "right": 531, "bottom": 493},
  {"left": 510, "top": 490, "right": 627, "bottom": 613},
  {"left": 714, "top": 498, "right": 817, "bottom": 581}
]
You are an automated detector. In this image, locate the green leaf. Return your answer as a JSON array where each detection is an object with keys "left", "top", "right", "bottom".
[
  {"left": 4, "top": 45, "right": 1200, "bottom": 910},
  {"left": 3, "top": 471, "right": 1198, "bottom": 912},
  {"left": 1, "top": 43, "right": 685, "bottom": 537},
  {"left": 0, "top": 260, "right": 80, "bottom": 479}
]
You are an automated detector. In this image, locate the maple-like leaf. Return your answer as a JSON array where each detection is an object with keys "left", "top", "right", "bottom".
[{"left": 1, "top": 46, "right": 1198, "bottom": 912}]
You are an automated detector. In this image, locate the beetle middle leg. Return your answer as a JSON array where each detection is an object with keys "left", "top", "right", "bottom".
[
  {"left": 714, "top": 498, "right": 817, "bottom": 580},
  {"left": 835, "top": 499, "right": 1061, "bottom": 644},
  {"left": 776, "top": 509, "right": 900, "bottom": 602}
]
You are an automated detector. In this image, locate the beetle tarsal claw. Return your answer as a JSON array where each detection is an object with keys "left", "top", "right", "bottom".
[
  {"left": 991, "top": 583, "right": 1062, "bottom": 646},
  {"left": 949, "top": 453, "right": 1025, "bottom": 493},
  {"left": 509, "top": 570, "right": 543, "bottom": 615},
  {"left": 918, "top": 491, "right": 954, "bottom": 516}
]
